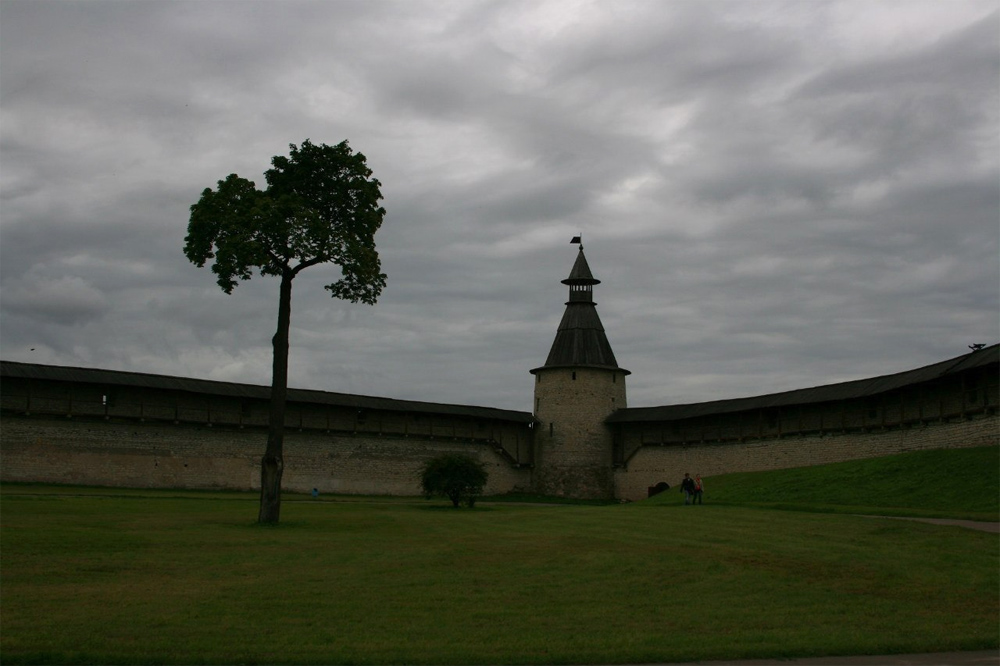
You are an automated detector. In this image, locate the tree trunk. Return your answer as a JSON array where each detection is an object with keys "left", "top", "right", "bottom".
[{"left": 259, "top": 269, "right": 294, "bottom": 524}]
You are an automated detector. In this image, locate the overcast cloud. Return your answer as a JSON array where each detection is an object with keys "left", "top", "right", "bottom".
[{"left": 1, "top": 0, "right": 997, "bottom": 412}]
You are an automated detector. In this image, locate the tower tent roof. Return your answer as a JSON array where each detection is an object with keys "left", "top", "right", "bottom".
[
  {"left": 532, "top": 245, "right": 628, "bottom": 375},
  {"left": 540, "top": 305, "right": 623, "bottom": 370}
]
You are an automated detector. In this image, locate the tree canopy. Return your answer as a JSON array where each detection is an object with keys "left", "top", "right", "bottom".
[{"left": 185, "top": 139, "right": 386, "bottom": 302}]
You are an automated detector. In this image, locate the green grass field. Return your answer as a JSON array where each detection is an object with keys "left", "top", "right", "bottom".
[
  {"left": 657, "top": 445, "right": 999, "bottom": 520},
  {"left": 2, "top": 446, "right": 997, "bottom": 664}
]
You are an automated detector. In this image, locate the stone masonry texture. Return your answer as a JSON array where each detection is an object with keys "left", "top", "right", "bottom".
[{"left": 532, "top": 367, "right": 627, "bottom": 499}]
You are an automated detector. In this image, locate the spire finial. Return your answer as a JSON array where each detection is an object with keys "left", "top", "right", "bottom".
[{"left": 570, "top": 234, "right": 583, "bottom": 250}]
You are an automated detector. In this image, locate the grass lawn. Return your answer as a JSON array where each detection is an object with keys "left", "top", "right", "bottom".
[
  {"left": 659, "top": 444, "right": 1000, "bottom": 521},
  {"left": 1, "top": 447, "right": 997, "bottom": 664}
]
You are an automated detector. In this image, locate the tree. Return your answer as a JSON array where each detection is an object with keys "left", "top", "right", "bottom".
[
  {"left": 184, "top": 139, "right": 387, "bottom": 524},
  {"left": 420, "top": 454, "right": 489, "bottom": 508}
]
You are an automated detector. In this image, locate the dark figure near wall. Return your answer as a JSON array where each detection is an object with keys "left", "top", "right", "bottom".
[{"left": 680, "top": 473, "right": 696, "bottom": 505}]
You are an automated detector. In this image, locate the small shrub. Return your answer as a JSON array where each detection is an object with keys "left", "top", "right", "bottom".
[{"left": 420, "top": 453, "right": 488, "bottom": 508}]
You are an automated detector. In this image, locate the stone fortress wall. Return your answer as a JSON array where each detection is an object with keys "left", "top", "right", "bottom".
[
  {"left": 614, "top": 415, "right": 998, "bottom": 501},
  {"left": 611, "top": 348, "right": 999, "bottom": 500},
  {"left": 0, "top": 364, "right": 534, "bottom": 496},
  {"left": 1, "top": 345, "right": 995, "bottom": 500}
]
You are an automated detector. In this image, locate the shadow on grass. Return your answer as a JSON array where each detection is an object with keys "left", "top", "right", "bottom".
[{"left": 416, "top": 503, "right": 498, "bottom": 512}]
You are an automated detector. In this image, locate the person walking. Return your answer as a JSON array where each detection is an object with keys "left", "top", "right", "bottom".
[
  {"left": 693, "top": 475, "right": 704, "bottom": 505},
  {"left": 680, "top": 473, "right": 696, "bottom": 505}
]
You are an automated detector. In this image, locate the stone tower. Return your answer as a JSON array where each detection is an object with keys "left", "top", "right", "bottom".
[{"left": 530, "top": 243, "right": 629, "bottom": 499}]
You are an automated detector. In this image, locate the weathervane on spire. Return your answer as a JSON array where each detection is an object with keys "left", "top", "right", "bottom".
[{"left": 570, "top": 234, "right": 583, "bottom": 249}]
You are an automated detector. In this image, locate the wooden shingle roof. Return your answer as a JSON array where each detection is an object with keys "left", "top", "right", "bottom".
[
  {"left": 531, "top": 246, "right": 629, "bottom": 374},
  {"left": 0, "top": 360, "right": 534, "bottom": 423},
  {"left": 607, "top": 344, "right": 999, "bottom": 423}
]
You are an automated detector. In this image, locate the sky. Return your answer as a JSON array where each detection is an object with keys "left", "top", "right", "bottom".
[{"left": 1, "top": 0, "right": 997, "bottom": 413}]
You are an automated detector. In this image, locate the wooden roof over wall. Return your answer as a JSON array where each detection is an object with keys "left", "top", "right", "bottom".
[
  {"left": 0, "top": 361, "right": 535, "bottom": 424},
  {"left": 608, "top": 344, "right": 998, "bottom": 423},
  {"left": 3, "top": 345, "right": 995, "bottom": 428}
]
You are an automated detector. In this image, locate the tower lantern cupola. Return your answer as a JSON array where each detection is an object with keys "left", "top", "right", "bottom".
[{"left": 564, "top": 246, "right": 599, "bottom": 303}]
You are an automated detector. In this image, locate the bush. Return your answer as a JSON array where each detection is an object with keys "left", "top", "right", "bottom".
[{"left": 420, "top": 454, "right": 488, "bottom": 507}]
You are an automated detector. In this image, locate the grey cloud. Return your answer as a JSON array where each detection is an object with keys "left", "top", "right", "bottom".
[
  {"left": 3, "top": 275, "right": 109, "bottom": 325},
  {"left": 798, "top": 10, "right": 998, "bottom": 97},
  {"left": 1, "top": 0, "right": 996, "bottom": 413},
  {"left": 792, "top": 12, "right": 998, "bottom": 170},
  {"left": 549, "top": 4, "right": 799, "bottom": 101}
]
